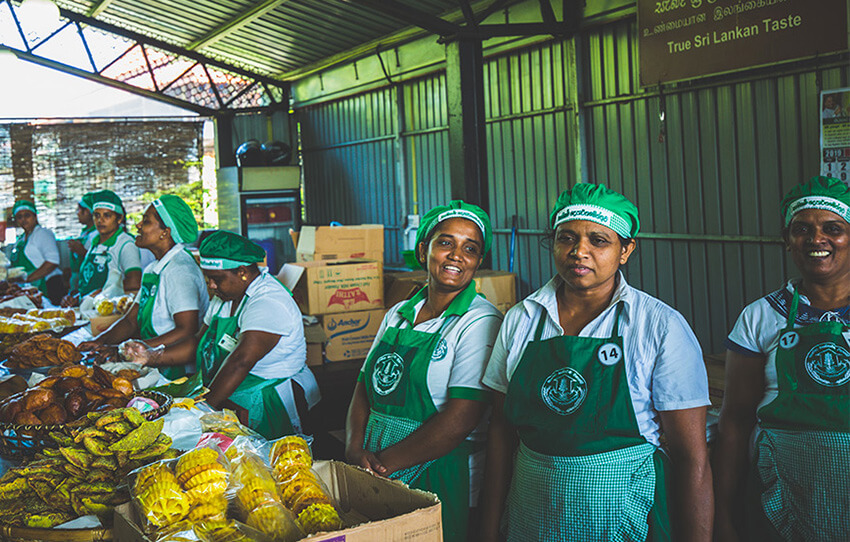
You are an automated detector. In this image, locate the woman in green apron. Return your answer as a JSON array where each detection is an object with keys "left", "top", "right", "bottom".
[
  {"left": 714, "top": 176, "right": 850, "bottom": 541},
  {"left": 79, "top": 195, "right": 208, "bottom": 380},
  {"left": 67, "top": 192, "right": 97, "bottom": 295},
  {"left": 9, "top": 199, "right": 66, "bottom": 305},
  {"left": 67, "top": 189, "right": 141, "bottom": 305},
  {"left": 480, "top": 184, "right": 713, "bottom": 542},
  {"left": 346, "top": 201, "right": 503, "bottom": 542},
  {"left": 140, "top": 231, "right": 320, "bottom": 440}
]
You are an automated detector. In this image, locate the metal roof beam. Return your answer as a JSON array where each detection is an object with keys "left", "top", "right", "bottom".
[
  {"left": 87, "top": 0, "right": 117, "bottom": 18},
  {"left": 187, "top": 0, "right": 291, "bottom": 52},
  {"left": 0, "top": 46, "right": 214, "bottom": 115},
  {"left": 55, "top": 6, "right": 287, "bottom": 89},
  {"left": 346, "top": 0, "right": 461, "bottom": 37},
  {"left": 476, "top": 22, "right": 575, "bottom": 38}
]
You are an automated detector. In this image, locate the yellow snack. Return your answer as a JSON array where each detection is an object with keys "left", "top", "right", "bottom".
[
  {"left": 186, "top": 495, "right": 228, "bottom": 522},
  {"left": 176, "top": 448, "right": 220, "bottom": 479},
  {"left": 135, "top": 463, "right": 176, "bottom": 495},
  {"left": 297, "top": 502, "right": 342, "bottom": 535},
  {"left": 247, "top": 502, "right": 300, "bottom": 541},
  {"left": 273, "top": 449, "right": 312, "bottom": 470},
  {"left": 280, "top": 471, "right": 321, "bottom": 508},
  {"left": 139, "top": 484, "right": 190, "bottom": 527},
  {"left": 194, "top": 519, "right": 253, "bottom": 542},
  {"left": 271, "top": 436, "right": 311, "bottom": 464},
  {"left": 291, "top": 484, "right": 332, "bottom": 516},
  {"left": 178, "top": 462, "right": 227, "bottom": 487},
  {"left": 96, "top": 298, "right": 114, "bottom": 316},
  {"left": 184, "top": 466, "right": 228, "bottom": 490},
  {"left": 185, "top": 478, "right": 228, "bottom": 505}
]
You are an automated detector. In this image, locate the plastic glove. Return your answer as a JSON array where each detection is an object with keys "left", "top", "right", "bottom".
[{"left": 119, "top": 339, "right": 164, "bottom": 366}]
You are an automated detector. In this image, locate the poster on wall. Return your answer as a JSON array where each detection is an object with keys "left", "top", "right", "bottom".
[
  {"left": 638, "top": 0, "right": 848, "bottom": 86},
  {"left": 821, "top": 88, "right": 850, "bottom": 186}
]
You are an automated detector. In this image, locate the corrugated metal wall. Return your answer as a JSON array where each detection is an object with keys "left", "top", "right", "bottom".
[{"left": 297, "top": 17, "right": 849, "bottom": 352}]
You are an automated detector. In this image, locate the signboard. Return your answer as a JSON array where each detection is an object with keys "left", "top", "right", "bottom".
[
  {"left": 638, "top": 0, "right": 848, "bottom": 86},
  {"left": 821, "top": 88, "right": 850, "bottom": 185}
]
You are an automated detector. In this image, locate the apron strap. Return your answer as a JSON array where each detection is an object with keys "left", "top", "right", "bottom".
[
  {"left": 610, "top": 301, "right": 624, "bottom": 339},
  {"left": 786, "top": 288, "right": 800, "bottom": 327},
  {"left": 394, "top": 307, "right": 459, "bottom": 346},
  {"left": 532, "top": 308, "right": 548, "bottom": 341}
]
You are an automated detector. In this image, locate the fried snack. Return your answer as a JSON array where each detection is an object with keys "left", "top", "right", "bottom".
[
  {"left": 297, "top": 502, "right": 342, "bottom": 535},
  {"left": 271, "top": 435, "right": 313, "bottom": 469},
  {"left": 6, "top": 335, "right": 81, "bottom": 369}
]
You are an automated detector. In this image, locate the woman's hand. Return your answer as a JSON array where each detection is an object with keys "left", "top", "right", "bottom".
[
  {"left": 345, "top": 447, "right": 388, "bottom": 475},
  {"left": 77, "top": 340, "right": 102, "bottom": 351},
  {"left": 119, "top": 340, "right": 163, "bottom": 366},
  {"left": 61, "top": 293, "right": 79, "bottom": 307}
]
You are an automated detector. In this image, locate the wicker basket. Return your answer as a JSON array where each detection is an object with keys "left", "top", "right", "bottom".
[
  {"left": 0, "top": 525, "right": 111, "bottom": 542},
  {"left": 0, "top": 390, "right": 172, "bottom": 461}
]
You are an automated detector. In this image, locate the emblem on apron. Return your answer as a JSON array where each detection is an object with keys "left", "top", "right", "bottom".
[
  {"left": 804, "top": 342, "right": 850, "bottom": 387},
  {"left": 541, "top": 367, "right": 587, "bottom": 415},
  {"left": 431, "top": 338, "right": 448, "bottom": 361},
  {"left": 372, "top": 352, "right": 405, "bottom": 396}
]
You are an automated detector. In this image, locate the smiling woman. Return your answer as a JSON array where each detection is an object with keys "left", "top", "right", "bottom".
[
  {"left": 345, "top": 200, "right": 503, "bottom": 542},
  {"left": 9, "top": 199, "right": 65, "bottom": 304},
  {"left": 713, "top": 176, "right": 850, "bottom": 541}
]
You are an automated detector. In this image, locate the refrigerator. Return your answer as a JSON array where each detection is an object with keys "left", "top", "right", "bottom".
[{"left": 216, "top": 166, "right": 301, "bottom": 275}]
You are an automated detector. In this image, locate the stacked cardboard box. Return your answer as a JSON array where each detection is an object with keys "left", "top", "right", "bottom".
[
  {"left": 281, "top": 225, "right": 386, "bottom": 364},
  {"left": 384, "top": 269, "right": 518, "bottom": 314}
]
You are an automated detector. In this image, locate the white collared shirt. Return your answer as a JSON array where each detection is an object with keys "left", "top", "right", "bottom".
[
  {"left": 23, "top": 225, "right": 62, "bottom": 280},
  {"left": 135, "top": 244, "right": 209, "bottom": 336},
  {"left": 482, "top": 272, "right": 710, "bottom": 447},
  {"left": 204, "top": 270, "right": 306, "bottom": 380}
]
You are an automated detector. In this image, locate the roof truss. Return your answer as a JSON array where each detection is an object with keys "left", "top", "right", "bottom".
[{"left": 0, "top": 0, "right": 289, "bottom": 114}]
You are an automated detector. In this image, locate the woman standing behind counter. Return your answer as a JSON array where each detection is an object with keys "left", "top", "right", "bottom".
[
  {"left": 131, "top": 231, "right": 319, "bottom": 439},
  {"left": 9, "top": 199, "right": 65, "bottom": 305},
  {"left": 63, "top": 189, "right": 141, "bottom": 306},
  {"left": 68, "top": 192, "right": 97, "bottom": 292},
  {"left": 346, "top": 201, "right": 503, "bottom": 542},
  {"left": 79, "top": 195, "right": 209, "bottom": 380},
  {"left": 480, "top": 184, "right": 712, "bottom": 542},
  {"left": 713, "top": 176, "right": 850, "bottom": 541}
]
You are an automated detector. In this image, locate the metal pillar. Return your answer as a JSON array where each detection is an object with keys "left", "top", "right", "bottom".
[
  {"left": 214, "top": 114, "right": 237, "bottom": 168},
  {"left": 445, "top": 37, "right": 488, "bottom": 210}
]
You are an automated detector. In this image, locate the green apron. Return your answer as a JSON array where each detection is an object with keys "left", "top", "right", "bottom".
[
  {"left": 752, "top": 287, "right": 850, "bottom": 541},
  {"left": 196, "top": 296, "right": 295, "bottom": 440},
  {"left": 69, "top": 225, "right": 95, "bottom": 290},
  {"left": 362, "top": 314, "right": 472, "bottom": 542},
  {"left": 10, "top": 232, "right": 46, "bottom": 294},
  {"left": 502, "top": 303, "right": 670, "bottom": 542},
  {"left": 137, "top": 260, "right": 187, "bottom": 381},
  {"left": 79, "top": 230, "right": 120, "bottom": 297}
]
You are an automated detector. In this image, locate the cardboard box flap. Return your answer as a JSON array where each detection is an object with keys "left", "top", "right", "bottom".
[
  {"left": 315, "top": 461, "right": 439, "bottom": 519},
  {"left": 297, "top": 224, "right": 384, "bottom": 261},
  {"left": 277, "top": 263, "right": 305, "bottom": 291}
]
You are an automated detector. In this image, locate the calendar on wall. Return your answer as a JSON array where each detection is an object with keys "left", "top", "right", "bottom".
[{"left": 821, "top": 87, "right": 850, "bottom": 185}]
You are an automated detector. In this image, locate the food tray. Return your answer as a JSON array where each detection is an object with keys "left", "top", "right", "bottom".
[
  {"left": 0, "top": 390, "right": 172, "bottom": 461},
  {"left": 0, "top": 525, "right": 111, "bottom": 541}
]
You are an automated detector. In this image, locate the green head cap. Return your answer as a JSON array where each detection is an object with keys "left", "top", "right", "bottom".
[
  {"left": 78, "top": 192, "right": 96, "bottom": 213},
  {"left": 550, "top": 183, "right": 640, "bottom": 239},
  {"left": 415, "top": 200, "right": 492, "bottom": 269},
  {"left": 780, "top": 175, "right": 850, "bottom": 226},
  {"left": 91, "top": 190, "right": 125, "bottom": 216},
  {"left": 199, "top": 230, "right": 266, "bottom": 270},
  {"left": 12, "top": 200, "right": 37, "bottom": 217},
  {"left": 152, "top": 194, "right": 199, "bottom": 244}
]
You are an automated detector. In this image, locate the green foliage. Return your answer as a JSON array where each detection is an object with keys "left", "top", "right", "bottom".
[{"left": 126, "top": 181, "right": 214, "bottom": 231}]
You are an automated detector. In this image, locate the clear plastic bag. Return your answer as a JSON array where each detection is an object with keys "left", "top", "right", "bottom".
[{"left": 119, "top": 339, "right": 165, "bottom": 365}]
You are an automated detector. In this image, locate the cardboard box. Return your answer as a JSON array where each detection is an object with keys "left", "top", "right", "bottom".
[
  {"left": 304, "top": 321, "right": 328, "bottom": 366},
  {"left": 384, "top": 270, "right": 517, "bottom": 313},
  {"left": 322, "top": 309, "right": 385, "bottom": 362},
  {"left": 113, "top": 460, "right": 442, "bottom": 542},
  {"left": 297, "top": 225, "right": 384, "bottom": 262},
  {"left": 89, "top": 313, "right": 122, "bottom": 336},
  {"left": 279, "top": 259, "right": 384, "bottom": 316}
]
